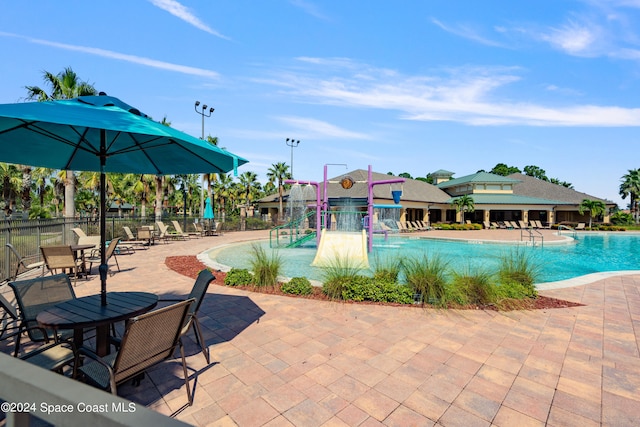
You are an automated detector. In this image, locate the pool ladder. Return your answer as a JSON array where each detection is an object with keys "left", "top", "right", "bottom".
[
  {"left": 520, "top": 227, "right": 544, "bottom": 247},
  {"left": 557, "top": 225, "right": 577, "bottom": 239}
]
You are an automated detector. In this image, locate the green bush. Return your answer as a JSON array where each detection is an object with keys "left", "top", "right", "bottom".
[
  {"left": 321, "top": 256, "right": 364, "bottom": 300},
  {"left": 450, "top": 267, "right": 494, "bottom": 305},
  {"left": 372, "top": 254, "right": 403, "bottom": 282},
  {"left": 249, "top": 244, "right": 281, "bottom": 287},
  {"left": 403, "top": 253, "right": 449, "bottom": 306},
  {"left": 340, "top": 276, "right": 414, "bottom": 304},
  {"left": 610, "top": 212, "right": 634, "bottom": 226},
  {"left": 224, "top": 268, "right": 253, "bottom": 286},
  {"left": 496, "top": 249, "right": 539, "bottom": 298},
  {"left": 281, "top": 277, "right": 313, "bottom": 295}
]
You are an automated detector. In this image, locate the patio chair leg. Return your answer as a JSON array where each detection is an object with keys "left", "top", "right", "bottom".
[
  {"left": 192, "top": 318, "right": 210, "bottom": 364},
  {"left": 179, "top": 339, "right": 193, "bottom": 406}
]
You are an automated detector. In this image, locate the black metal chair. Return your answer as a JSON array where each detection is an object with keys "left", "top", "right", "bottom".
[
  {"left": 159, "top": 269, "right": 215, "bottom": 363},
  {"left": 79, "top": 299, "right": 194, "bottom": 405},
  {"left": 5, "top": 243, "right": 45, "bottom": 281},
  {"left": 8, "top": 274, "right": 76, "bottom": 357}
]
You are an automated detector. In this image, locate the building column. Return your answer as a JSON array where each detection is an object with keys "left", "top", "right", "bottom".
[
  {"left": 484, "top": 210, "right": 490, "bottom": 224},
  {"left": 523, "top": 210, "right": 529, "bottom": 222}
]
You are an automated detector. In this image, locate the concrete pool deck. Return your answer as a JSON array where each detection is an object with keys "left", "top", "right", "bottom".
[{"left": 5, "top": 229, "right": 639, "bottom": 426}]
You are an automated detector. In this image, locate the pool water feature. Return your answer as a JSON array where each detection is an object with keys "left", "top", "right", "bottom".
[{"left": 205, "top": 233, "right": 640, "bottom": 285}]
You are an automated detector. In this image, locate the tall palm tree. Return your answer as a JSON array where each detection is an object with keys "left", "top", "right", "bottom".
[
  {"left": 25, "top": 67, "right": 97, "bottom": 219},
  {"left": 579, "top": 199, "right": 607, "bottom": 229},
  {"left": 451, "top": 195, "right": 475, "bottom": 224},
  {"left": 238, "top": 171, "right": 259, "bottom": 206},
  {"left": 213, "top": 173, "right": 233, "bottom": 219},
  {"left": 0, "top": 163, "right": 20, "bottom": 217},
  {"left": 620, "top": 169, "right": 640, "bottom": 224},
  {"left": 266, "top": 162, "right": 291, "bottom": 221}
]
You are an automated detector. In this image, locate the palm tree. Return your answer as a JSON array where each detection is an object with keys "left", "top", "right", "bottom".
[
  {"left": 266, "top": 162, "right": 291, "bottom": 221},
  {"left": 25, "top": 67, "right": 97, "bottom": 219},
  {"left": 0, "top": 163, "right": 20, "bottom": 217},
  {"left": 213, "top": 173, "right": 233, "bottom": 219},
  {"left": 579, "top": 199, "right": 607, "bottom": 229},
  {"left": 238, "top": 171, "right": 259, "bottom": 206},
  {"left": 451, "top": 195, "right": 475, "bottom": 224},
  {"left": 620, "top": 169, "right": 640, "bottom": 224}
]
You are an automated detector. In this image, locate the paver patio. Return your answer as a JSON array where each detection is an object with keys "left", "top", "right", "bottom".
[{"left": 3, "top": 229, "right": 640, "bottom": 426}]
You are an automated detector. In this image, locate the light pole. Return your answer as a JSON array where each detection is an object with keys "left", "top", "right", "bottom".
[
  {"left": 195, "top": 101, "right": 214, "bottom": 219},
  {"left": 285, "top": 138, "right": 301, "bottom": 178}
]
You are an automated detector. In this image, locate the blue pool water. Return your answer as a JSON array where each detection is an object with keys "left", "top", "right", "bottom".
[{"left": 207, "top": 233, "right": 640, "bottom": 284}]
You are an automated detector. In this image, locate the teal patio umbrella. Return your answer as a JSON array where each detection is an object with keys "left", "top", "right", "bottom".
[
  {"left": 0, "top": 94, "right": 248, "bottom": 304},
  {"left": 203, "top": 197, "right": 214, "bottom": 219}
]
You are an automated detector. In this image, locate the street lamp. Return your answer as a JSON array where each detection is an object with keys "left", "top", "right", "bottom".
[
  {"left": 194, "top": 101, "right": 214, "bottom": 219},
  {"left": 285, "top": 138, "right": 301, "bottom": 177},
  {"left": 194, "top": 101, "right": 214, "bottom": 140}
]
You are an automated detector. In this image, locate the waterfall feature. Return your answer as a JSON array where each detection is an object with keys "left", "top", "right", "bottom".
[{"left": 287, "top": 184, "right": 315, "bottom": 226}]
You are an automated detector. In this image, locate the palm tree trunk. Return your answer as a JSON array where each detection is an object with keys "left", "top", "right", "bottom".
[{"left": 64, "top": 170, "right": 75, "bottom": 218}]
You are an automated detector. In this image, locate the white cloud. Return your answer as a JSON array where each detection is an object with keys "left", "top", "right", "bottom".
[
  {"left": 430, "top": 18, "right": 505, "bottom": 47},
  {"left": 2, "top": 32, "right": 220, "bottom": 79},
  {"left": 265, "top": 58, "right": 640, "bottom": 127},
  {"left": 148, "top": 0, "right": 229, "bottom": 39},
  {"left": 275, "top": 116, "right": 372, "bottom": 139},
  {"left": 540, "top": 20, "right": 600, "bottom": 55}
]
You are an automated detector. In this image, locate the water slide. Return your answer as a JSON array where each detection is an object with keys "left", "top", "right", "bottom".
[{"left": 311, "top": 229, "right": 369, "bottom": 268}]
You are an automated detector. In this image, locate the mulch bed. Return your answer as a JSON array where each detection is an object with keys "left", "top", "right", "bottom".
[{"left": 165, "top": 255, "right": 584, "bottom": 311}]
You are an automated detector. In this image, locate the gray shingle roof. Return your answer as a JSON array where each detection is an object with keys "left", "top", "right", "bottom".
[{"left": 508, "top": 173, "right": 614, "bottom": 205}]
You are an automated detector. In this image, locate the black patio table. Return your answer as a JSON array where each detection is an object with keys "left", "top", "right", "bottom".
[{"left": 36, "top": 291, "right": 158, "bottom": 357}]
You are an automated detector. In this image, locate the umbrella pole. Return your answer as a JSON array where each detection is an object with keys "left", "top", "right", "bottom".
[{"left": 100, "top": 130, "right": 108, "bottom": 306}]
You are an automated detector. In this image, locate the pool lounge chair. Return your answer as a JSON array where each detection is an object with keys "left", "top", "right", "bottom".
[
  {"left": 5, "top": 243, "right": 45, "bottom": 281},
  {"left": 395, "top": 221, "right": 410, "bottom": 233},
  {"left": 519, "top": 220, "right": 530, "bottom": 229},
  {"left": 121, "top": 226, "right": 149, "bottom": 250},
  {"left": 171, "top": 220, "right": 200, "bottom": 239},
  {"left": 575, "top": 223, "right": 586, "bottom": 230}
]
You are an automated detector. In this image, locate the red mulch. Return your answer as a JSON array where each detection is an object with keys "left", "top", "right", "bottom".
[{"left": 165, "top": 255, "right": 584, "bottom": 311}]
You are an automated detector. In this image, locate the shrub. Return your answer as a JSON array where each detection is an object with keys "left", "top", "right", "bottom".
[
  {"left": 281, "top": 277, "right": 313, "bottom": 295},
  {"left": 249, "top": 244, "right": 281, "bottom": 287},
  {"left": 372, "top": 254, "right": 403, "bottom": 282},
  {"left": 496, "top": 249, "right": 539, "bottom": 298},
  {"left": 321, "top": 256, "right": 364, "bottom": 300},
  {"left": 403, "top": 253, "right": 449, "bottom": 306},
  {"left": 224, "top": 268, "right": 253, "bottom": 286},
  {"left": 450, "top": 266, "right": 495, "bottom": 305},
  {"left": 340, "top": 276, "right": 414, "bottom": 304}
]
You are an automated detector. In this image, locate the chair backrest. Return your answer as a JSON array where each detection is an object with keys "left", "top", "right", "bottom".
[
  {"left": 186, "top": 270, "right": 215, "bottom": 319},
  {"left": 123, "top": 226, "right": 135, "bottom": 240},
  {"left": 171, "top": 220, "right": 184, "bottom": 234},
  {"left": 6, "top": 243, "right": 27, "bottom": 277},
  {"left": 72, "top": 228, "right": 87, "bottom": 239},
  {"left": 193, "top": 222, "right": 202, "bottom": 232},
  {"left": 8, "top": 274, "right": 75, "bottom": 341},
  {"left": 137, "top": 227, "right": 151, "bottom": 240},
  {"left": 77, "top": 235, "right": 100, "bottom": 247},
  {"left": 40, "top": 246, "right": 76, "bottom": 270},
  {"left": 155, "top": 221, "right": 168, "bottom": 236},
  {"left": 113, "top": 299, "right": 193, "bottom": 384},
  {"left": 105, "top": 238, "right": 121, "bottom": 259}
]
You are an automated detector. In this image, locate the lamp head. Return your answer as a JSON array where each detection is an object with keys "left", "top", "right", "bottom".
[
  {"left": 203, "top": 104, "right": 208, "bottom": 110},
  {"left": 209, "top": 107, "right": 214, "bottom": 113},
  {"left": 195, "top": 100, "right": 200, "bottom": 107}
]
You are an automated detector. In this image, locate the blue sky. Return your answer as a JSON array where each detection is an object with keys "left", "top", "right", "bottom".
[{"left": 1, "top": 1, "right": 639, "bottom": 207}]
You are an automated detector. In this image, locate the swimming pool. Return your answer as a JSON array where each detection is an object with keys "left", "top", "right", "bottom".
[{"left": 205, "top": 233, "right": 640, "bottom": 285}]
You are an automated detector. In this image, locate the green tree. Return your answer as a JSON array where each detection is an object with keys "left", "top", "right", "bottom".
[
  {"left": 0, "top": 163, "right": 20, "bottom": 217},
  {"left": 523, "top": 165, "right": 548, "bottom": 180},
  {"left": 490, "top": 163, "right": 520, "bottom": 176},
  {"left": 213, "top": 173, "right": 234, "bottom": 219},
  {"left": 578, "top": 199, "right": 607, "bottom": 229},
  {"left": 451, "top": 195, "right": 475, "bottom": 224},
  {"left": 25, "top": 67, "right": 97, "bottom": 218},
  {"left": 267, "top": 162, "right": 291, "bottom": 221},
  {"left": 620, "top": 169, "right": 640, "bottom": 224}
]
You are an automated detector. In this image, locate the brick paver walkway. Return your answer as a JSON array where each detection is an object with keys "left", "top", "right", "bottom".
[{"left": 4, "top": 229, "right": 640, "bottom": 426}]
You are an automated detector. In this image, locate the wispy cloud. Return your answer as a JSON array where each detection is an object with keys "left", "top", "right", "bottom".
[
  {"left": 275, "top": 116, "right": 372, "bottom": 139},
  {"left": 148, "top": 0, "right": 229, "bottom": 39},
  {"left": 430, "top": 18, "right": 505, "bottom": 47},
  {"left": 0, "top": 32, "right": 219, "bottom": 79},
  {"left": 289, "top": 0, "right": 330, "bottom": 21},
  {"left": 538, "top": 19, "right": 601, "bottom": 56},
  {"left": 264, "top": 57, "right": 640, "bottom": 127}
]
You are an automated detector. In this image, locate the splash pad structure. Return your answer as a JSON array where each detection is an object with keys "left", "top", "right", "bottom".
[{"left": 281, "top": 165, "right": 405, "bottom": 267}]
